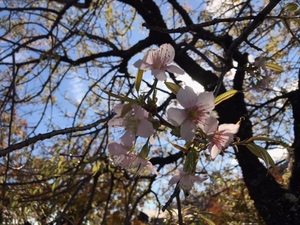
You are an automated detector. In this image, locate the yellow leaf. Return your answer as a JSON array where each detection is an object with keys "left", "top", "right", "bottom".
[
  {"left": 198, "top": 213, "right": 216, "bottom": 225},
  {"left": 215, "top": 90, "right": 239, "bottom": 106},
  {"left": 245, "top": 143, "right": 276, "bottom": 169},
  {"left": 164, "top": 82, "right": 181, "bottom": 95},
  {"left": 245, "top": 136, "right": 278, "bottom": 143},
  {"left": 284, "top": 3, "right": 298, "bottom": 12},
  {"left": 169, "top": 141, "right": 188, "bottom": 153},
  {"left": 265, "top": 63, "right": 284, "bottom": 72},
  {"left": 135, "top": 69, "right": 144, "bottom": 92},
  {"left": 102, "top": 89, "right": 135, "bottom": 103},
  {"left": 120, "top": 103, "right": 132, "bottom": 117}
]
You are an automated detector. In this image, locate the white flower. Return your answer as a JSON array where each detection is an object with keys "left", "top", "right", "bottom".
[
  {"left": 169, "top": 169, "right": 207, "bottom": 191},
  {"left": 133, "top": 43, "right": 184, "bottom": 80},
  {"left": 167, "top": 86, "right": 215, "bottom": 141}
]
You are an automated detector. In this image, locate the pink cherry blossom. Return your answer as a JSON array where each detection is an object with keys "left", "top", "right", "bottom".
[
  {"left": 133, "top": 43, "right": 184, "bottom": 80},
  {"left": 108, "top": 141, "right": 159, "bottom": 175},
  {"left": 252, "top": 73, "right": 273, "bottom": 92},
  {"left": 204, "top": 117, "right": 239, "bottom": 159},
  {"left": 167, "top": 86, "right": 215, "bottom": 141},
  {"left": 169, "top": 169, "right": 207, "bottom": 191},
  {"left": 108, "top": 104, "right": 155, "bottom": 145}
]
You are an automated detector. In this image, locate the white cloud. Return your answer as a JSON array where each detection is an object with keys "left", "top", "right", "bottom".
[{"left": 69, "top": 74, "right": 86, "bottom": 103}]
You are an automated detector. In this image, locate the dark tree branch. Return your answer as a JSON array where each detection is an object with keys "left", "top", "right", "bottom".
[{"left": 0, "top": 115, "right": 112, "bottom": 157}]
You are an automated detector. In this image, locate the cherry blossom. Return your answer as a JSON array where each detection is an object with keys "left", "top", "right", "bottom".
[
  {"left": 133, "top": 43, "right": 184, "bottom": 80},
  {"left": 167, "top": 86, "right": 215, "bottom": 141},
  {"left": 252, "top": 73, "right": 273, "bottom": 92},
  {"left": 108, "top": 141, "right": 159, "bottom": 175},
  {"left": 204, "top": 117, "right": 239, "bottom": 159},
  {"left": 169, "top": 169, "right": 207, "bottom": 191},
  {"left": 108, "top": 104, "right": 155, "bottom": 146}
]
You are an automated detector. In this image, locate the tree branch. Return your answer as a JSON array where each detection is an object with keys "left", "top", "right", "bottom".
[{"left": 0, "top": 115, "right": 112, "bottom": 157}]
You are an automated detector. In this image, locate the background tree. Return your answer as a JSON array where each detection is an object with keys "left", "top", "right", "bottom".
[{"left": 0, "top": 0, "right": 299, "bottom": 224}]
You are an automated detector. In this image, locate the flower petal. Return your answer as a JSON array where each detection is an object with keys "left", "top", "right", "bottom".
[
  {"left": 169, "top": 169, "right": 181, "bottom": 186},
  {"left": 108, "top": 142, "right": 127, "bottom": 155},
  {"left": 210, "top": 144, "right": 221, "bottom": 159},
  {"left": 158, "top": 43, "right": 175, "bottom": 64},
  {"left": 144, "top": 161, "right": 159, "bottom": 175},
  {"left": 107, "top": 117, "right": 124, "bottom": 128},
  {"left": 167, "top": 108, "right": 187, "bottom": 126},
  {"left": 152, "top": 69, "right": 167, "bottom": 80},
  {"left": 137, "top": 119, "right": 154, "bottom": 137},
  {"left": 131, "top": 104, "right": 144, "bottom": 120},
  {"left": 120, "top": 130, "right": 135, "bottom": 148},
  {"left": 196, "top": 92, "right": 215, "bottom": 112},
  {"left": 166, "top": 65, "right": 184, "bottom": 75},
  {"left": 177, "top": 86, "right": 198, "bottom": 109},
  {"left": 133, "top": 59, "right": 152, "bottom": 71},
  {"left": 219, "top": 123, "right": 240, "bottom": 134},
  {"left": 113, "top": 104, "right": 125, "bottom": 115},
  {"left": 203, "top": 117, "right": 219, "bottom": 136},
  {"left": 181, "top": 120, "right": 197, "bottom": 141}
]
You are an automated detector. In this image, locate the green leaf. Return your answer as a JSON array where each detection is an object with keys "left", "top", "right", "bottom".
[
  {"left": 245, "top": 136, "right": 278, "bottom": 143},
  {"left": 284, "top": 3, "right": 298, "bottom": 12},
  {"left": 52, "top": 179, "right": 60, "bottom": 192},
  {"left": 164, "top": 82, "right": 181, "bottom": 95},
  {"left": 135, "top": 69, "right": 144, "bottom": 93},
  {"left": 215, "top": 90, "right": 239, "bottom": 106},
  {"left": 265, "top": 63, "right": 284, "bottom": 72},
  {"left": 138, "top": 139, "right": 150, "bottom": 158},
  {"left": 102, "top": 89, "right": 135, "bottom": 102},
  {"left": 120, "top": 103, "right": 132, "bottom": 117},
  {"left": 168, "top": 141, "right": 188, "bottom": 153},
  {"left": 244, "top": 143, "right": 276, "bottom": 169},
  {"left": 198, "top": 213, "right": 216, "bottom": 225}
]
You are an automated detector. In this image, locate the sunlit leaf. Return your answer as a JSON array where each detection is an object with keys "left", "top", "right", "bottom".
[
  {"left": 215, "top": 90, "right": 239, "bottom": 106},
  {"left": 120, "top": 102, "right": 132, "bottom": 117},
  {"left": 135, "top": 69, "right": 144, "bottom": 92},
  {"left": 284, "top": 3, "right": 298, "bottom": 12},
  {"left": 244, "top": 143, "right": 276, "bottom": 169},
  {"left": 245, "top": 136, "right": 278, "bottom": 143},
  {"left": 265, "top": 63, "right": 284, "bottom": 72},
  {"left": 169, "top": 141, "right": 188, "bottom": 153},
  {"left": 164, "top": 81, "right": 181, "bottom": 95},
  {"left": 102, "top": 89, "right": 135, "bottom": 102},
  {"left": 244, "top": 136, "right": 293, "bottom": 151},
  {"left": 198, "top": 213, "right": 216, "bottom": 225}
]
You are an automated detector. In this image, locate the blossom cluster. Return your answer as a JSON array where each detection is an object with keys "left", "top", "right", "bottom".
[{"left": 107, "top": 43, "right": 240, "bottom": 192}]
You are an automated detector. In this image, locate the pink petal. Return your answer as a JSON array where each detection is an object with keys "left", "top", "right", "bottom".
[
  {"left": 181, "top": 121, "right": 197, "bottom": 141},
  {"left": 131, "top": 104, "right": 144, "bottom": 120},
  {"left": 108, "top": 117, "right": 124, "bottom": 128},
  {"left": 192, "top": 175, "right": 208, "bottom": 183},
  {"left": 120, "top": 130, "right": 135, "bottom": 148},
  {"left": 196, "top": 92, "right": 215, "bottom": 112},
  {"left": 145, "top": 161, "right": 159, "bottom": 175},
  {"left": 158, "top": 43, "right": 175, "bottom": 64},
  {"left": 169, "top": 169, "right": 181, "bottom": 186},
  {"left": 113, "top": 104, "right": 125, "bottom": 115},
  {"left": 167, "top": 108, "right": 187, "bottom": 126},
  {"left": 137, "top": 119, "right": 154, "bottom": 137},
  {"left": 166, "top": 65, "right": 184, "bottom": 75},
  {"left": 177, "top": 86, "right": 198, "bottom": 109},
  {"left": 144, "top": 50, "right": 155, "bottom": 64},
  {"left": 108, "top": 142, "right": 127, "bottom": 155},
  {"left": 133, "top": 59, "right": 153, "bottom": 70},
  {"left": 152, "top": 69, "right": 167, "bottom": 80},
  {"left": 203, "top": 117, "right": 219, "bottom": 136},
  {"left": 210, "top": 144, "right": 221, "bottom": 159},
  {"left": 219, "top": 124, "right": 239, "bottom": 134}
]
